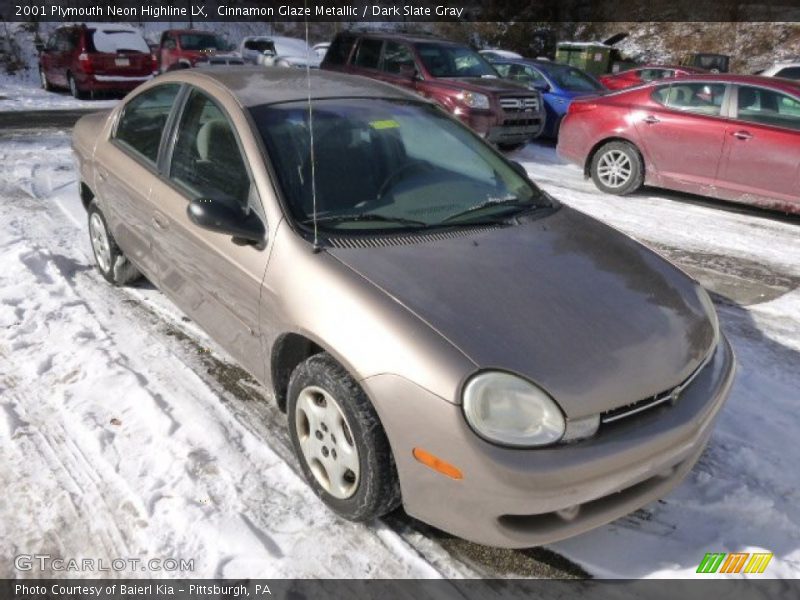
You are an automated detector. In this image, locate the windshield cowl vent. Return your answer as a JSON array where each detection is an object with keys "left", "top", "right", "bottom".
[{"left": 326, "top": 225, "right": 502, "bottom": 249}]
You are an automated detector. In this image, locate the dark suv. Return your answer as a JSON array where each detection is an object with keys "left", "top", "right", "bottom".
[{"left": 321, "top": 32, "right": 544, "bottom": 149}]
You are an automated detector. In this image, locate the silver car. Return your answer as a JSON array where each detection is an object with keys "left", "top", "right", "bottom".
[{"left": 72, "top": 67, "right": 735, "bottom": 548}]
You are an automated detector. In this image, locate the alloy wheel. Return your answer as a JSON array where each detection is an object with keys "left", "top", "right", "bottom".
[
  {"left": 89, "top": 213, "right": 111, "bottom": 273},
  {"left": 596, "top": 149, "right": 633, "bottom": 188}
]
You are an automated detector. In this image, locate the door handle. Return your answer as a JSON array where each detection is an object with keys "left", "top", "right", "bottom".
[
  {"left": 732, "top": 130, "right": 753, "bottom": 140},
  {"left": 642, "top": 115, "right": 661, "bottom": 124},
  {"left": 151, "top": 213, "right": 169, "bottom": 231}
]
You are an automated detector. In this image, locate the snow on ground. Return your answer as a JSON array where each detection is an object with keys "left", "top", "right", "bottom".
[
  {"left": 0, "top": 77, "right": 119, "bottom": 112},
  {"left": 0, "top": 130, "right": 798, "bottom": 579}
]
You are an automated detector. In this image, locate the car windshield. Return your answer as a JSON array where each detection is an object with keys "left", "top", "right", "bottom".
[
  {"left": 545, "top": 65, "right": 605, "bottom": 92},
  {"left": 249, "top": 98, "right": 551, "bottom": 234},
  {"left": 416, "top": 43, "right": 498, "bottom": 78},
  {"left": 179, "top": 33, "right": 227, "bottom": 51}
]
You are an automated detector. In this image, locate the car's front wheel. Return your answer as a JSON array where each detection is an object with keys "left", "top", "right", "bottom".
[
  {"left": 590, "top": 140, "right": 644, "bottom": 195},
  {"left": 287, "top": 353, "right": 401, "bottom": 521},
  {"left": 87, "top": 202, "right": 141, "bottom": 286},
  {"left": 68, "top": 72, "right": 85, "bottom": 99}
]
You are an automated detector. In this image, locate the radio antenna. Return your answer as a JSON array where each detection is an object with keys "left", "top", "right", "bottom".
[{"left": 304, "top": 4, "right": 320, "bottom": 252}]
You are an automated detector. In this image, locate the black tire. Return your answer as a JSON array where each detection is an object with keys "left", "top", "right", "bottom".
[
  {"left": 87, "top": 201, "right": 141, "bottom": 286},
  {"left": 287, "top": 353, "right": 401, "bottom": 521},
  {"left": 68, "top": 72, "right": 85, "bottom": 99},
  {"left": 589, "top": 140, "right": 644, "bottom": 195},
  {"left": 39, "top": 68, "right": 52, "bottom": 91}
]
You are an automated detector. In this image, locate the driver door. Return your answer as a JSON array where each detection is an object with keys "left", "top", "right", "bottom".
[{"left": 149, "top": 88, "right": 268, "bottom": 378}]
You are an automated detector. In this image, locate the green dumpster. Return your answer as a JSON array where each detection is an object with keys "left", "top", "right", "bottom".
[{"left": 556, "top": 42, "right": 612, "bottom": 76}]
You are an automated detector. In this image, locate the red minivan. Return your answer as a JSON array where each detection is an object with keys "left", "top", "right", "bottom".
[
  {"left": 38, "top": 24, "right": 156, "bottom": 98},
  {"left": 557, "top": 74, "right": 800, "bottom": 214}
]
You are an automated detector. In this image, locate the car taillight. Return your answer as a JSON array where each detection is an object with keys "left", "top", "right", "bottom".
[
  {"left": 151, "top": 53, "right": 159, "bottom": 73},
  {"left": 568, "top": 102, "right": 598, "bottom": 115},
  {"left": 78, "top": 52, "right": 93, "bottom": 74}
]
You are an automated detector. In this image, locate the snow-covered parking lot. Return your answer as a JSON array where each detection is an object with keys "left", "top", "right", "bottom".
[{"left": 1, "top": 122, "right": 799, "bottom": 579}]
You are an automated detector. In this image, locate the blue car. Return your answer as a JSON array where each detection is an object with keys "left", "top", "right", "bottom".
[{"left": 490, "top": 59, "right": 606, "bottom": 139}]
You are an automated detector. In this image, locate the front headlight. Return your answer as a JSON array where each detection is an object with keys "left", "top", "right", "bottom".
[
  {"left": 463, "top": 372, "right": 565, "bottom": 447},
  {"left": 457, "top": 90, "right": 491, "bottom": 110}
]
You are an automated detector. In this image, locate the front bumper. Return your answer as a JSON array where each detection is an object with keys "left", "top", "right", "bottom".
[
  {"left": 362, "top": 335, "right": 735, "bottom": 548},
  {"left": 459, "top": 110, "right": 545, "bottom": 145}
]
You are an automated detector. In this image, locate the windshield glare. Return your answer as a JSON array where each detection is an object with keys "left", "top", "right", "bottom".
[
  {"left": 417, "top": 43, "right": 498, "bottom": 78},
  {"left": 250, "top": 99, "right": 548, "bottom": 233}
]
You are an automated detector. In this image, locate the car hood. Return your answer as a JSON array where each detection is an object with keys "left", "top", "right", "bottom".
[
  {"left": 328, "top": 206, "right": 716, "bottom": 417},
  {"left": 444, "top": 77, "right": 536, "bottom": 95}
]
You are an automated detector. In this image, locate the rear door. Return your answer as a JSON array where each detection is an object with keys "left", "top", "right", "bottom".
[
  {"left": 101, "top": 83, "right": 182, "bottom": 278},
  {"left": 148, "top": 88, "right": 266, "bottom": 377},
  {"left": 717, "top": 84, "right": 800, "bottom": 211},
  {"left": 634, "top": 81, "right": 730, "bottom": 190}
]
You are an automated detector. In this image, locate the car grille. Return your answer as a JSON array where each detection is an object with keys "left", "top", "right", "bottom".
[
  {"left": 499, "top": 96, "right": 540, "bottom": 112},
  {"left": 601, "top": 347, "right": 715, "bottom": 425}
]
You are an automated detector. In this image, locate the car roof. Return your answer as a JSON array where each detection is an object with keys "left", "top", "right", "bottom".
[
  {"left": 678, "top": 73, "right": 800, "bottom": 93},
  {"left": 163, "top": 66, "right": 423, "bottom": 107}
]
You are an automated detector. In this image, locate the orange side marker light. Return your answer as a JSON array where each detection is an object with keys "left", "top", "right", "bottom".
[{"left": 412, "top": 447, "right": 463, "bottom": 480}]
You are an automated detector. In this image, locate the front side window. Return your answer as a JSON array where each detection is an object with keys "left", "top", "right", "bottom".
[
  {"left": 381, "top": 41, "right": 416, "bottom": 75},
  {"left": 114, "top": 84, "right": 181, "bottom": 163},
  {"left": 169, "top": 90, "right": 251, "bottom": 205},
  {"left": 654, "top": 82, "right": 726, "bottom": 116},
  {"left": 736, "top": 86, "right": 800, "bottom": 131},
  {"left": 353, "top": 38, "right": 382, "bottom": 70},
  {"left": 416, "top": 43, "right": 497, "bottom": 78},
  {"left": 249, "top": 99, "right": 551, "bottom": 234}
]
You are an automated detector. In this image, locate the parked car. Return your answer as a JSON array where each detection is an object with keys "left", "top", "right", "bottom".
[
  {"left": 322, "top": 31, "right": 544, "bottom": 150},
  {"left": 599, "top": 65, "right": 706, "bottom": 90},
  {"left": 37, "top": 24, "right": 156, "bottom": 98},
  {"left": 157, "top": 29, "right": 237, "bottom": 72},
  {"left": 558, "top": 74, "right": 800, "bottom": 214},
  {"left": 680, "top": 53, "right": 730, "bottom": 73},
  {"left": 490, "top": 58, "right": 606, "bottom": 138},
  {"left": 758, "top": 59, "right": 800, "bottom": 80},
  {"left": 240, "top": 35, "right": 320, "bottom": 68},
  {"left": 312, "top": 42, "right": 330, "bottom": 60},
  {"left": 195, "top": 55, "right": 245, "bottom": 68},
  {"left": 72, "top": 67, "right": 734, "bottom": 548},
  {"left": 479, "top": 49, "right": 523, "bottom": 61}
]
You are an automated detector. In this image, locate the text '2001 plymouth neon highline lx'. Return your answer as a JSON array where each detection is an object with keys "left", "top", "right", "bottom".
[{"left": 72, "top": 67, "right": 735, "bottom": 548}]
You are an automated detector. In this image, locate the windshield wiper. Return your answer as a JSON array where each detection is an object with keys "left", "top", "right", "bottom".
[
  {"left": 441, "top": 197, "right": 543, "bottom": 224},
  {"left": 302, "top": 213, "right": 428, "bottom": 227}
]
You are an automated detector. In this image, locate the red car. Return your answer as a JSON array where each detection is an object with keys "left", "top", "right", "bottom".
[
  {"left": 557, "top": 74, "right": 800, "bottom": 214},
  {"left": 157, "top": 29, "right": 233, "bottom": 72},
  {"left": 599, "top": 65, "right": 706, "bottom": 91},
  {"left": 38, "top": 24, "right": 156, "bottom": 98}
]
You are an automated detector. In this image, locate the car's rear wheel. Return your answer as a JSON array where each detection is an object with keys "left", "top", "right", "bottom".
[
  {"left": 39, "top": 68, "right": 51, "bottom": 91},
  {"left": 68, "top": 72, "right": 85, "bottom": 99},
  {"left": 287, "top": 353, "right": 401, "bottom": 521},
  {"left": 590, "top": 141, "right": 644, "bottom": 195},
  {"left": 87, "top": 202, "right": 141, "bottom": 286}
]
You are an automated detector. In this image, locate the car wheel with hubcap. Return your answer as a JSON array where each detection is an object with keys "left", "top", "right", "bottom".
[
  {"left": 287, "top": 353, "right": 401, "bottom": 521},
  {"left": 68, "top": 72, "right": 85, "bottom": 99},
  {"left": 87, "top": 202, "right": 141, "bottom": 286},
  {"left": 590, "top": 140, "right": 644, "bottom": 195}
]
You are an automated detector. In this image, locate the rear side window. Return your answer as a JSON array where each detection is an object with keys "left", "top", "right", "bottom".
[
  {"left": 353, "top": 38, "right": 383, "bottom": 70},
  {"left": 653, "top": 82, "right": 726, "bottom": 116},
  {"left": 776, "top": 66, "right": 800, "bottom": 80},
  {"left": 169, "top": 90, "right": 252, "bottom": 206},
  {"left": 736, "top": 86, "right": 800, "bottom": 131},
  {"left": 114, "top": 84, "right": 181, "bottom": 164},
  {"left": 323, "top": 34, "right": 356, "bottom": 66}
]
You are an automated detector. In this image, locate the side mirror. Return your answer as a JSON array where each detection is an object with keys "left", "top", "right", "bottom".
[
  {"left": 187, "top": 197, "right": 265, "bottom": 245},
  {"left": 509, "top": 160, "right": 529, "bottom": 179}
]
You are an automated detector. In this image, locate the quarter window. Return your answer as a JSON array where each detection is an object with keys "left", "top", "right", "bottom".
[
  {"left": 736, "top": 86, "right": 800, "bottom": 131},
  {"left": 114, "top": 84, "right": 181, "bottom": 164},
  {"left": 655, "top": 82, "right": 726, "bottom": 116},
  {"left": 169, "top": 90, "right": 252, "bottom": 206},
  {"left": 353, "top": 38, "right": 383, "bottom": 70}
]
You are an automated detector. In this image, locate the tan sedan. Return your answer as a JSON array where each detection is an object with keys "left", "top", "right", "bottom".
[{"left": 72, "top": 67, "right": 735, "bottom": 548}]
